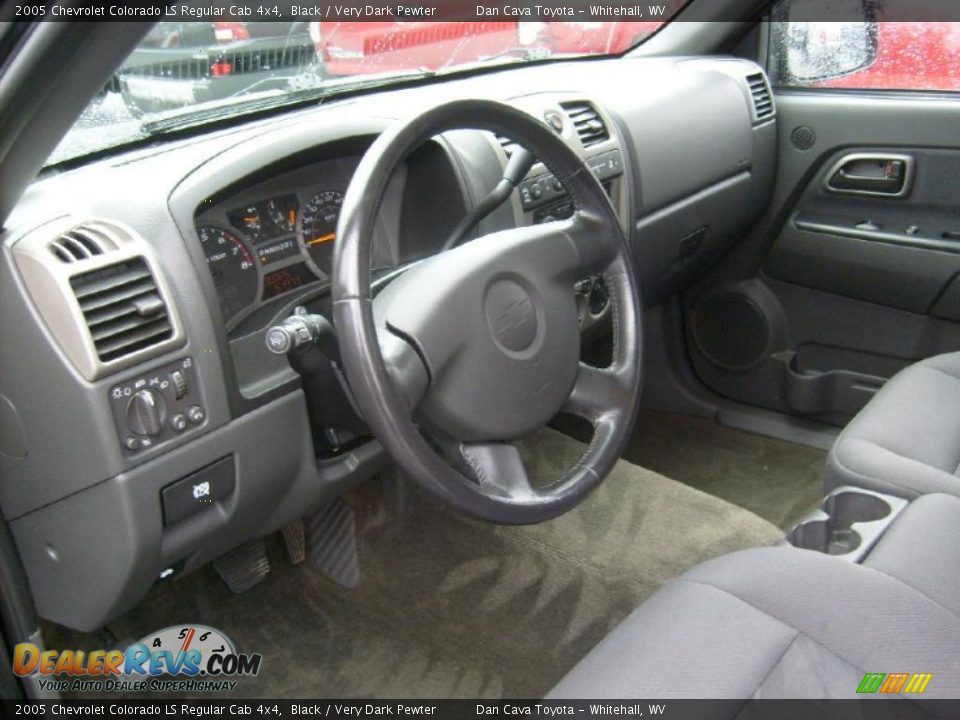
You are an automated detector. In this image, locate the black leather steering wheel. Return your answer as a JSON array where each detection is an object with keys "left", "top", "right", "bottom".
[{"left": 332, "top": 99, "right": 642, "bottom": 524}]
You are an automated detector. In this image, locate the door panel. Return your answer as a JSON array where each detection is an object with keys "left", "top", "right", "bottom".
[
  {"left": 686, "top": 92, "right": 960, "bottom": 426},
  {"left": 766, "top": 147, "right": 960, "bottom": 314}
]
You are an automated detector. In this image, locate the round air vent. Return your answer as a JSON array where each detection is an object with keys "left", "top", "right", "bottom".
[{"left": 691, "top": 289, "right": 772, "bottom": 371}]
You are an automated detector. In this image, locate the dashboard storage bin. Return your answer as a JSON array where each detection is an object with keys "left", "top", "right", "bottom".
[{"left": 784, "top": 486, "right": 908, "bottom": 562}]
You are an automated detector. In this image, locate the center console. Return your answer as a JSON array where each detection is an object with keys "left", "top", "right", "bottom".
[{"left": 783, "top": 485, "right": 909, "bottom": 562}]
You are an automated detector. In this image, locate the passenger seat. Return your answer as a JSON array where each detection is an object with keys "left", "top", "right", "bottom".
[
  {"left": 826, "top": 352, "right": 960, "bottom": 499},
  {"left": 549, "top": 493, "right": 960, "bottom": 699}
]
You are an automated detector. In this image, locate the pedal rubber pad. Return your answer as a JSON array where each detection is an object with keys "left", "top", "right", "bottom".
[
  {"left": 212, "top": 538, "right": 271, "bottom": 594},
  {"left": 282, "top": 519, "right": 307, "bottom": 565},
  {"left": 305, "top": 498, "right": 360, "bottom": 588}
]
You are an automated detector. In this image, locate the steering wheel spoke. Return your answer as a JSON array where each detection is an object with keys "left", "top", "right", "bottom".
[
  {"left": 378, "top": 329, "right": 430, "bottom": 416},
  {"left": 563, "top": 361, "right": 632, "bottom": 424},
  {"left": 566, "top": 209, "right": 621, "bottom": 277},
  {"left": 459, "top": 442, "right": 536, "bottom": 501}
]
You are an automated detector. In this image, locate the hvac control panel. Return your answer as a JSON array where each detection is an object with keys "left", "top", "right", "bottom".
[
  {"left": 519, "top": 148, "right": 624, "bottom": 213},
  {"left": 109, "top": 357, "right": 206, "bottom": 455}
]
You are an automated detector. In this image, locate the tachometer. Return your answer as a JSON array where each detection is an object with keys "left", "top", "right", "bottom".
[
  {"left": 197, "top": 226, "right": 258, "bottom": 324},
  {"left": 298, "top": 190, "right": 343, "bottom": 276}
]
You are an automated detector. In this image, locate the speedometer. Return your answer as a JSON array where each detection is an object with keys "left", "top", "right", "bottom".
[
  {"left": 298, "top": 190, "right": 343, "bottom": 276},
  {"left": 197, "top": 226, "right": 258, "bottom": 325}
]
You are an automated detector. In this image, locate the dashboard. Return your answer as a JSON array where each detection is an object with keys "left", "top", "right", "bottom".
[{"left": 0, "top": 55, "right": 776, "bottom": 631}]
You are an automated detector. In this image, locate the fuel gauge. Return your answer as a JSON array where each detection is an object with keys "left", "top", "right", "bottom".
[
  {"left": 228, "top": 205, "right": 263, "bottom": 242},
  {"left": 267, "top": 194, "right": 298, "bottom": 235}
]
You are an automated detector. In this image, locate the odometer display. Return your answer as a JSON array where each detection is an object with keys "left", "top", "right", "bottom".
[
  {"left": 197, "top": 226, "right": 258, "bottom": 324},
  {"left": 263, "top": 262, "right": 314, "bottom": 300},
  {"left": 298, "top": 190, "right": 343, "bottom": 276}
]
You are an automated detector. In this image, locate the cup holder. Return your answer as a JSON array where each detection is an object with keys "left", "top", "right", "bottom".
[
  {"left": 790, "top": 519, "right": 863, "bottom": 556},
  {"left": 825, "top": 491, "right": 891, "bottom": 526},
  {"left": 785, "top": 487, "right": 908, "bottom": 561}
]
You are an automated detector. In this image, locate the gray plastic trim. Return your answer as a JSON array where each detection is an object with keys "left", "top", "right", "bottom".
[
  {"left": 792, "top": 214, "right": 960, "bottom": 254},
  {"left": 11, "top": 216, "right": 185, "bottom": 381},
  {"left": 9, "top": 390, "right": 385, "bottom": 631},
  {"left": 782, "top": 485, "right": 908, "bottom": 563}
]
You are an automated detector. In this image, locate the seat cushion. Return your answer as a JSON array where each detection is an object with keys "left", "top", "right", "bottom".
[
  {"left": 826, "top": 352, "right": 960, "bottom": 499},
  {"left": 864, "top": 493, "right": 960, "bottom": 615},
  {"left": 548, "top": 546, "right": 960, "bottom": 699}
]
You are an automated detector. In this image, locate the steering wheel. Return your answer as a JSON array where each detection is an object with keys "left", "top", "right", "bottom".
[{"left": 332, "top": 99, "right": 642, "bottom": 524}]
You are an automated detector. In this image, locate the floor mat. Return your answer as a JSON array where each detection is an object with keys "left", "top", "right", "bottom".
[
  {"left": 612, "top": 410, "right": 827, "bottom": 530},
  {"left": 46, "top": 428, "right": 781, "bottom": 699}
]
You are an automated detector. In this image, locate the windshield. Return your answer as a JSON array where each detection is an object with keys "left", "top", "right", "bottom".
[{"left": 50, "top": 19, "right": 668, "bottom": 165}]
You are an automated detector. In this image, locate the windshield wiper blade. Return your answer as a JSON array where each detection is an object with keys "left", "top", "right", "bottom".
[{"left": 139, "top": 69, "right": 436, "bottom": 136}]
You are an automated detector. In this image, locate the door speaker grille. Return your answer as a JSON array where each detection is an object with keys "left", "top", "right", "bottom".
[{"left": 691, "top": 290, "right": 771, "bottom": 371}]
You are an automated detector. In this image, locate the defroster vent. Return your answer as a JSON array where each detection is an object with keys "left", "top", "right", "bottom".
[{"left": 48, "top": 223, "right": 121, "bottom": 263}]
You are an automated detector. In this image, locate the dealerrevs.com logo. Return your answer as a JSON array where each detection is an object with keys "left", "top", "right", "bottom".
[{"left": 13, "top": 625, "right": 262, "bottom": 693}]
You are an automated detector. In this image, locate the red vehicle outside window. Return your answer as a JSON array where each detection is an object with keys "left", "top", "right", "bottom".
[{"left": 311, "top": 21, "right": 665, "bottom": 77}]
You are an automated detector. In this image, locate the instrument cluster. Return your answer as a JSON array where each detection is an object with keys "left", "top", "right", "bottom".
[
  {"left": 193, "top": 155, "right": 399, "bottom": 332},
  {"left": 196, "top": 187, "right": 347, "bottom": 328}
]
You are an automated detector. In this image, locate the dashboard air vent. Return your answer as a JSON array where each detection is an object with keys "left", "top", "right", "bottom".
[
  {"left": 70, "top": 258, "right": 173, "bottom": 363},
  {"left": 560, "top": 101, "right": 609, "bottom": 147},
  {"left": 48, "top": 222, "right": 121, "bottom": 263},
  {"left": 746, "top": 72, "right": 774, "bottom": 122}
]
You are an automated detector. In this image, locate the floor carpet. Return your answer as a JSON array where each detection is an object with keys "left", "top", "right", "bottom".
[
  {"left": 46, "top": 427, "right": 781, "bottom": 700},
  {"left": 620, "top": 411, "right": 829, "bottom": 530},
  {"left": 555, "top": 410, "right": 828, "bottom": 531}
]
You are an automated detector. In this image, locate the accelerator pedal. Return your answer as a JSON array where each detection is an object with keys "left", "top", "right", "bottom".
[
  {"left": 212, "top": 538, "right": 271, "bottom": 594},
  {"left": 282, "top": 519, "right": 307, "bottom": 565},
  {"left": 305, "top": 497, "right": 360, "bottom": 588}
]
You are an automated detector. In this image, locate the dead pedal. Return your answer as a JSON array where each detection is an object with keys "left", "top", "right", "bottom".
[
  {"left": 282, "top": 519, "right": 307, "bottom": 564},
  {"left": 305, "top": 497, "right": 360, "bottom": 588},
  {"left": 212, "top": 539, "right": 271, "bottom": 594}
]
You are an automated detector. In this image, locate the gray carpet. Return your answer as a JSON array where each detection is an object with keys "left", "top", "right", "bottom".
[
  {"left": 618, "top": 411, "right": 828, "bottom": 530},
  {"left": 46, "top": 427, "right": 781, "bottom": 699},
  {"left": 554, "top": 410, "right": 828, "bottom": 530}
]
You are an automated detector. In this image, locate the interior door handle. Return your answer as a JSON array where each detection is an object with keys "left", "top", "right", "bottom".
[{"left": 824, "top": 153, "right": 914, "bottom": 198}]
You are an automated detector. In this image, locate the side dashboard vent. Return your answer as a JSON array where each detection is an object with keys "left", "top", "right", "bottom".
[
  {"left": 560, "top": 101, "right": 609, "bottom": 147},
  {"left": 70, "top": 258, "right": 173, "bottom": 363},
  {"left": 48, "top": 222, "right": 121, "bottom": 263},
  {"left": 746, "top": 72, "right": 774, "bottom": 122}
]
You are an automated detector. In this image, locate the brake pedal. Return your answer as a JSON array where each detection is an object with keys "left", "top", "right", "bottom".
[
  {"left": 305, "top": 497, "right": 360, "bottom": 588},
  {"left": 212, "top": 539, "right": 271, "bottom": 594}
]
